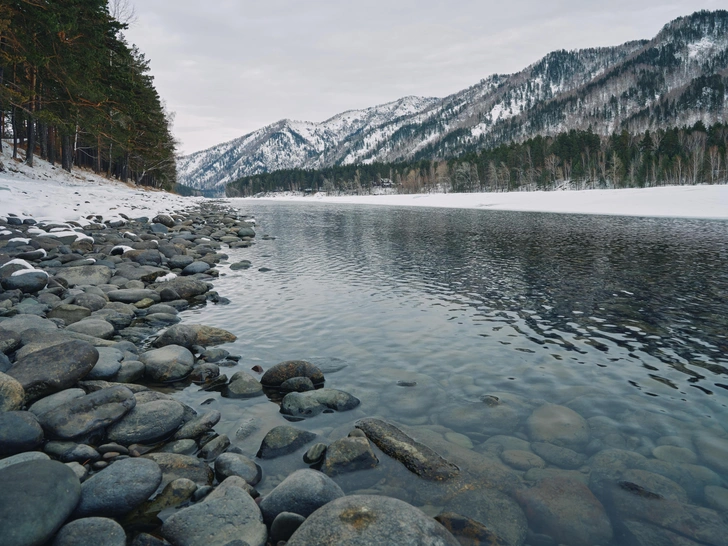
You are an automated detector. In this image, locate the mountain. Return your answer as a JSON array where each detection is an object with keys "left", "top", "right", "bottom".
[{"left": 178, "top": 10, "right": 728, "bottom": 193}]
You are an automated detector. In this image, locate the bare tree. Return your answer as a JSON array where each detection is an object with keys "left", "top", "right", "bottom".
[{"left": 109, "top": 0, "right": 137, "bottom": 26}]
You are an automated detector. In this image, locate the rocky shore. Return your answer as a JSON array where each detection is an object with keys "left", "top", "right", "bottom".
[{"left": 1, "top": 197, "right": 728, "bottom": 546}]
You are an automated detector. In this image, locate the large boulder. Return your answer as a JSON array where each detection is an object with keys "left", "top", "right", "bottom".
[
  {"left": 7, "top": 340, "right": 99, "bottom": 402},
  {"left": 287, "top": 495, "right": 460, "bottom": 546},
  {"left": 0, "top": 460, "right": 81, "bottom": 546}
]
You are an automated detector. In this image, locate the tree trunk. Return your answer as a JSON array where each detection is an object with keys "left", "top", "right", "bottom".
[
  {"left": 48, "top": 126, "right": 56, "bottom": 166},
  {"left": 62, "top": 134, "right": 73, "bottom": 172},
  {"left": 26, "top": 116, "right": 35, "bottom": 167},
  {"left": 95, "top": 135, "right": 101, "bottom": 173},
  {"left": 107, "top": 143, "right": 112, "bottom": 178},
  {"left": 39, "top": 123, "right": 47, "bottom": 160},
  {"left": 122, "top": 151, "right": 129, "bottom": 182},
  {"left": 12, "top": 107, "right": 19, "bottom": 159}
]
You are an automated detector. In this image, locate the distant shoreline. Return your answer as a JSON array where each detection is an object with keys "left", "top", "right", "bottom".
[{"left": 230, "top": 184, "right": 728, "bottom": 220}]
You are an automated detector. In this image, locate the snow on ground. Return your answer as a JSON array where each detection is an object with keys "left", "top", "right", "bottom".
[
  {"left": 0, "top": 143, "right": 202, "bottom": 225},
  {"left": 234, "top": 185, "right": 728, "bottom": 219}
]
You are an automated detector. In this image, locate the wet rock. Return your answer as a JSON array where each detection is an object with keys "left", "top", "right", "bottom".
[
  {"left": 215, "top": 452, "right": 261, "bottom": 485},
  {"left": 125, "top": 478, "right": 198, "bottom": 521},
  {"left": 304, "top": 442, "right": 327, "bottom": 465},
  {"left": 322, "top": 436, "right": 379, "bottom": 476},
  {"left": 603, "top": 479, "right": 728, "bottom": 546},
  {"left": 222, "top": 370, "right": 263, "bottom": 398},
  {"left": 0, "top": 371, "right": 24, "bottom": 411},
  {"left": 168, "top": 255, "right": 195, "bottom": 269},
  {"left": 258, "top": 425, "right": 317, "bottom": 459},
  {"left": 0, "top": 313, "right": 58, "bottom": 334},
  {"left": 114, "top": 360, "right": 145, "bottom": 383},
  {"left": 526, "top": 404, "right": 590, "bottom": 449},
  {"left": 48, "top": 303, "right": 93, "bottom": 324},
  {"left": 174, "top": 410, "right": 221, "bottom": 440},
  {"left": 501, "top": 449, "right": 545, "bottom": 471},
  {"left": 7, "top": 340, "right": 99, "bottom": 402},
  {"left": 693, "top": 432, "right": 728, "bottom": 475},
  {"left": 437, "top": 398, "right": 523, "bottom": 436},
  {"left": 443, "top": 488, "right": 528, "bottom": 546},
  {"left": 261, "top": 360, "right": 325, "bottom": 387},
  {"left": 140, "top": 345, "right": 195, "bottom": 382},
  {"left": 237, "top": 226, "right": 256, "bottom": 238},
  {"left": 38, "top": 386, "right": 136, "bottom": 440},
  {"left": 154, "top": 323, "right": 237, "bottom": 348},
  {"left": 0, "top": 329, "right": 21, "bottom": 353},
  {"left": 143, "top": 452, "right": 214, "bottom": 488},
  {"left": 0, "top": 410, "right": 44, "bottom": 455},
  {"left": 155, "top": 277, "right": 209, "bottom": 300},
  {"left": 86, "top": 347, "right": 123, "bottom": 380},
  {"left": 189, "top": 362, "right": 220, "bottom": 383},
  {"left": 704, "top": 485, "right": 728, "bottom": 513},
  {"left": 52, "top": 517, "right": 126, "bottom": 546},
  {"left": 162, "top": 476, "right": 267, "bottom": 546},
  {"left": 621, "top": 468, "right": 688, "bottom": 503},
  {"left": 435, "top": 512, "right": 509, "bottom": 546},
  {"left": 280, "top": 376, "right": 315, "bottom": 392},
  {"left": 54, "top": 265, "right": 112, "bottom": 287},
  {"left": 651, "top": 444, "right": 698, "bottom": 465},
  {"left": 198, "top": 434, "right": 229, "bottom": 460},
  {"left": 259, "top": 468, "right": 344, "bottom": 524},
  {"left": 281, "top": 388, "right": 360, "bottom": 418},
  {"left": 230, "top": 260, "right": 252, "bottom": 270},
  {"left": 287, "top": 494, "right": 460, "bottom": 546},
  {"left": 271, "top": 512, "right": 306, "bottom": 543},
  {"left": 106, "top": 399, "right": 185, "bottom": 445},
  {"left": 28, "top": 387, "right": 86, "bottom": 416},
  {"left": 355, "top": 418, "right": 459, "bottom": 481},
  {"left": 182, "top": 261, "right": 211, "bottom": 276},
  {"left": 531, "top": 442, "right": 588, "bottom": 469},
  {"left": 0, "top": 460, "right": 81, "bottom": 546},
  {"left": 516, "top": 477, "right": 612, "bottom": 546},
  {"left": 74, "top": 457, "right": 162, "bottom": 517},
  {"left": 159, "top": 439, "right": 197, "bottom": 455}
]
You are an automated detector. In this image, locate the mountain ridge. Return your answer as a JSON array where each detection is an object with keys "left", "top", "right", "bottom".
[{"left": 178, "top": 10, "right": 728, "bottom": 192}]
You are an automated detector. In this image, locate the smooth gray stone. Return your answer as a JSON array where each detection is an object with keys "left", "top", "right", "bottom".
[
  {"left": 152, "top": 277, "right": 209, "bottom": 300},
  {"left": 280, "top": 376, "right": 315, "bottom": 392},
  {"left": 162, "top": 477, "right": 267, "bottom": 546},
  {"left": 54, "top": 265, "right": 113, "bottom": 287},
  {"left": 222, "top": 371, "right": 263, "bottom": 399},
  {"left": 287, "top": 495, "right": 460, "bottom": 546},
  {"left": 167, "top": 255, "right": 194, "bottom": 269},
  {"left": 107, "top": 289, "right": 161, "bottom": 304},
  {"left": 52, "top": 517, "right": 126, "bottom": 546},
  {"left": 0, "top": 460, "right": 81, "bottom": 546},
  {"left": 29, "top": 388, "right": 86, "bottom": 417},
  {"left": 38, "top": 386, "right": 136, "bottom": 440},
  {"left": 86, "top": 347, "right": 123, "bottom": 380},
  {"left": 158, "top": 439, "right": 197, "bottom": 455},
  {"left": 280, "top": 388, "right": 360, "bottom": 418},
  {"left": 0, "top": 314, "right": 58, "bottom": 334},
  {"left": 257, "top": 426, "right": 317, "bottom": 459},
  {"left": 322, "top": 436, "right": 379, "bottom": 476},
  {"left": 200, "top": 347, "right": 229, "bottom": 363},
  {"left": 132, "top": 313, "right": 181, "bottom": 329},
  {"left": 72, "top": 293, "right": 108, "bottom": 312},
  {"left": 44, "top": 441, "right": 100, "bottom": 463},
  {"left": 65, "top": 319, "right": 115, "bottom": 340},
  {"left": 260, "top": 360, "right": 324, "bottom": 387},
  {"left": 145, "top": 303, "right": 180, "bottom": 315},
  {"left": 7, "top": 340, "right": 99, "bottom": 402},
  {"left": 140, "top": 345, "right": 195, "bottom": 382},
  {"left": 48, "top": 304, "right": 92, "bottom": 324},
  {"left": 215, "top": 452, "right": 261, "bottom": 485},
  {"left": 181, "top": 261, "right": 211, "bottom": 276},
  {"left": 113, "top": 360, "right": 145, "bottom": 383},
  {"left": 0, "top": 329, "right": 22, "bottom": 353},
  {"left": 74, "top": 457, "right": 162, "bottom": 517},
  {"left": 259, "top": 469, "right": 344, "bottom": 525},
  {"left": 0, "top": 450, "right": 50, "bottom": 471},
  {"left": 198, "top": 434, "right": 230, "bottom": 460},
  {"left": 143, "top": 453, "right": 214, "bottom": 488},
  {"left": 271, "top": 512, "right": 306, "bottom": 543},
  {"left": 106, "top": 399, "right": 185, "bottom": 444},
  {"left": 0, "top": 410, "right": 44, "bottom": 455}
]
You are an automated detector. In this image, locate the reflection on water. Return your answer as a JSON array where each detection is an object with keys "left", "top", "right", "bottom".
[{"left": 177, "top": 202, "right": 728, "bottom": 544}]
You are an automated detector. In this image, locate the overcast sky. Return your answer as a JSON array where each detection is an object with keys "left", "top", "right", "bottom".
[{"left": 125, "top": 1, "right": 722, "bottom": 155}]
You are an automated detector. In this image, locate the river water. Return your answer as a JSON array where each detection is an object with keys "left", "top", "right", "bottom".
[{"left": 175, "top": 201, "right": 728, "bottom": 543}]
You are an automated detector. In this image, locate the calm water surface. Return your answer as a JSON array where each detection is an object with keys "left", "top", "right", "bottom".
[{"left": 175, "top": 201, "right": 728, "bottom": 543}]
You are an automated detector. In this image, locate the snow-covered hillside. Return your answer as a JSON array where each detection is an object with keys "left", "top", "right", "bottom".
[{"left": 179, "top": 10, "right": 728, "bottom": 194}]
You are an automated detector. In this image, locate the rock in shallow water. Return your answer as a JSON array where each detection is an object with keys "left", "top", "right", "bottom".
[
  {"left": 287, "top": 494, "right": 460, "bottom": 546},
  {"left": 106, "top": 399, "right": 185, "bottom": 445},
  {"left": 143, "top": 452, "right": 214, "bottom": 488},
  {"left": 215, "top": 452, "right": 261, "bottom": 485},
  {"left": 222, "top": 370, "right": 263, "bottom": 398},
  {"left": 280, "top": 388, "right": 360, "bottom": 418},
  {"left": 140, "top": 345, "right": 195, "bottom": 382},
  {"left": 322, "top": 436, "right": 379, "bottom": 476},
  {"left": 526, "top": 404, "right": 590, "bottom": 449},
  {"left": 0, "top": 460, "right": 81, "bottom": 546},
  {"left": 257, "top": 425, "right": 317, "bottom": 459},
  {"left": 74, "top": 457, "right": 163, "bottom": 517},
  {"left": 261, "top": 360, "right": 325, "bottom": 387}
]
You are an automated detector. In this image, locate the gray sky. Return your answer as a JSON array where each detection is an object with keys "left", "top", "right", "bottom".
[{"left": 125, "top": 1, "right": 722, "bottom": 155}]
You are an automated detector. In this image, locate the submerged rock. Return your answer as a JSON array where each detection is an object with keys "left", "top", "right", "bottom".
[
  {"left": 280, "top": 388, "right": 360, "bottom": 418},
  {"left": 259, "top": 468, "right": 344, "bottom": 524},
  {"left": 287, "top": 495, "right": 460, "bottom": 546},
  {"left": 261, "top": 360, "right": 325, "bottom": 388},
  {"left": 322, "top": 436, "right": 379, "bottom": 476},
  {"left": 257, "top": 425, "right": 317, "bottom": 459},
  {"left": 355, "top": 418, "right": 459, "bottom": 481},
  {"left": 526, "top": 404, "right": 590, "bottom": 449}
]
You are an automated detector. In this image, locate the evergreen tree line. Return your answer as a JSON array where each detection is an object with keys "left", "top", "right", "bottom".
[
  {"left": 226, "top": 123, "right": 728, "bottom": 197},
  {"left": 0, "top": 0, "right": 176, "bottom": 189}
]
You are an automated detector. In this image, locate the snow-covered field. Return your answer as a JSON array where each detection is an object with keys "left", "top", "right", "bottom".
[
  {"left": 0, "top": 145, "right": 201, "bottom": 224},
  {"left": 235, "top": 185, "right": 728, "bottom": 219}
]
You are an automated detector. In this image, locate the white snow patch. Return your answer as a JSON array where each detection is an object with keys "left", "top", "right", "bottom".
[
  {"left": 112, "top": 245, "right": 135, "bottom": 254},
  {"left": 1, "top": 259, "right": 34, "bottom": 270},
  {"left": 155, "top": 272, "right": 178, "bottom": 282},
  {"left": 8, "top": 237, "right": 30, "bottom": 244},
  {"left": 11, "top": 268, "right": 48, "bottom": 277}
]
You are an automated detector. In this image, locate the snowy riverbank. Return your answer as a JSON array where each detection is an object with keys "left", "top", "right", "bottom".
[{"left": 234, "top": 185, "right": 728, "bottom": 219}]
